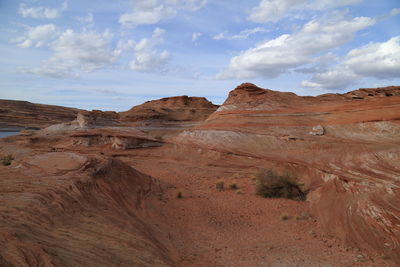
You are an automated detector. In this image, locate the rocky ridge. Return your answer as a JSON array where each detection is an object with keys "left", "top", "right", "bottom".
[
  {"left": 119, "top": 95, "right": 219, "bottom": 122},
  {"left": 178, "top": 83, "right": 400, "bottom": 262},
  {"left": 1, "top": 84, "right": 399, "bottom": 266},
  {"left": 0, "top": 99, "right": 80, "bottom": 130}
]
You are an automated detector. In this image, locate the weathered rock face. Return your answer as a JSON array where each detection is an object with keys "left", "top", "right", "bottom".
[
  {"left": 0, "top": 99, "right": 80, "bottom": 129},
  {"left": 0, "top": 153, "right": 174, "bottom": 266},
  {"left": 69, "top": 128, "right": 163, "bottom": 150},
  {"left": 178, "top": 83, "right": 400, "bottom": 262},
  {"left": 1, "top": 84, "right": 400, "bottom": 266},
  {"left": 218, "top": 83, "right": 302, "bottom": 111},
  {"left": 119, "top": 95, "right": 219, "bottom": 122},
  {"left": 76, "top": 110, "right": 119, "bottom": 127}
]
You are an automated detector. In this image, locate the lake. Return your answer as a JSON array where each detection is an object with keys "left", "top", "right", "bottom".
[{"left": 0, "top": 132, "right": 20, "bottom": 138}]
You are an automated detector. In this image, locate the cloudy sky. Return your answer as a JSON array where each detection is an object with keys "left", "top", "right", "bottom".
[{"left": 0, "top": 0, "right": 399, "bottom": 111}]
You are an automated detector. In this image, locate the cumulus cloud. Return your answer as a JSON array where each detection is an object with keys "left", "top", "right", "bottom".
[
  {"left": 218, "top": 12, "right": 375, "bottom": 79},
  {"left": 302, "top": 36, "right": 400, "bottom": 90},
  {"left": 213, "top": 27, "right": 268, "bottom": 40},
  {"left": 129, "top": 28, "right": 171, "bottom": 71},
  {"left": 248, "top": 0, "right": 361, "bottom": 23},
  {"left": 119, "top": 0, "right": 207, "bottom": 27},
  {"left": 24, "top": 29, "right": 121, "bottom": 78},
  {"left": 301, "top": 69, "right": 359, "bottom": 90},
  {"left": 19, "top": 2, "right": 67, "bottom": 19},
  {"left": 16, "top": 24, "right": 58, "bottom": 48}
]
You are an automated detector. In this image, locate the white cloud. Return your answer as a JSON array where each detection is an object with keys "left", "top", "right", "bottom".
[
  {"left": 390, "top": 8, "right": 400, "bottom": 17},
  {"left": 213, "top": 27, "right": 269, "bottom": 40},
  {"left": 302, "top": 36, "right": 400, "bottom": 90},
  {"left": 345, "top": 37, "right": 400, "bottom": 79},
  {"left": 18, "top": 39, "right": 33, "bottom": 48},
  {"left": 218, "top": 12, "right": 375, "bottom": 79},
  {"left": 75, "top": 12, "right": 94, "bottom": 27},
  {"left": 192, "top": 32, "right": 202, "bottom": 42},
  {"left": 248, "top": 0, "right": 361, "bottom": 23},
  {"left": 19, "top": 2, "right": 67, "bottom": 19},
  {"left": 119, "top": 0, "right": 207, "bottom": 27},
  {"left": 25, "top": 29, "right": 121, "bottom": 78},
  {"left": 117, "top": 39, "right": 136, "bottom": 51},
  {"left": 129, "top": 28, "right": 171, "bottom": 72},
  {"left": 16, "top": 24, "right": 58, "bottom": 48},
  {"left": 213, "top": 32, "right": 225, "bottom": 40},
  {"left": 301, "top": 68, "right": 358, "bottom": 90},
  {"left": 24, "top": 66, "right": 77, "bottom": 79}
]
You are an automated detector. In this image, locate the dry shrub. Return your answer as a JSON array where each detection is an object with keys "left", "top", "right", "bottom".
[
  {"left": 228, "top": 183, "right": 238, "bottom": 190},
  {"left": 280, "top": 213, "right": 290, "bottom": 221},
  {"left": 236, "top": 189, "right": 244, "bottom": 195},
  {"left": 216, "top": 180, "right": 225, "bottom": 191},
  {"left": 255, "top": 170, "right": 306, "bottom": 201},
  {"left": 1, "top": 155, "right": 13, "bottom": 166}
]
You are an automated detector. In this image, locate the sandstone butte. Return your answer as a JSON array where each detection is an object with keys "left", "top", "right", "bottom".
[{"left": 0, "top": 83, "right": 399, "bottom": 267}]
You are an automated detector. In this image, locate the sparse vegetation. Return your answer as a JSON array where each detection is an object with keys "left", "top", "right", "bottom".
[
  {"left": 228, "top": 183, "right": 238, "bottom": 190},
  {"left": 154, "top": 135, "right": 164, "bottom": 141},
  {"left": 280, "top": 213, "right": 290, "bottom": 221},
  {"left": 216, "top": 180, "right": 225, "bottom": 191},
  {"left": 255, "top": 170, "right": 306, "bottom": 201},
  {"left": 1, "top": 154, "right": 13, "bottom": 166},
  {"left": 381, "top": 254, "right": 390, "bottom": 260},
  {"left": 295, "top": 212, "right": 311, "bottom": 220},
  {"left": 236, "top": 189, "right": 244, "bottom": 195},
  {"left": 176, "top": 191, "right": 183, "bottom": 199}
]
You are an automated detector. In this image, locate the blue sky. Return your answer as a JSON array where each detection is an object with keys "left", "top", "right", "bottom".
[{"left": 0, "top": 0, "right": 399, "bottom": 111}]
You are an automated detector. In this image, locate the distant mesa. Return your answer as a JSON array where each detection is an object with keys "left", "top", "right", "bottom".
[
  {"left": 0, "top": 99, "right": 79, "bottom": 130},
  {"left": 119, "top": 95, "right": 219, "bottom": 122},
  {"left": 76, "top": 110, "right": 119, "bottom": 128}
]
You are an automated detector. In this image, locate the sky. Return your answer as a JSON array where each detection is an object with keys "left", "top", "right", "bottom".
[{"left": 0, "top": 0, "right": 399, "bottom": 111}]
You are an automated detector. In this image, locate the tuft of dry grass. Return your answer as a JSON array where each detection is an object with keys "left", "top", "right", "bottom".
[
  {"left": 216, "top": 180, "right": 225, "bottom": 192},
  {"left": 295, "top": 212, "right": 311, "bottom": 220},
  {"left": 236, "top": 189, "right": 244, "bottom": 195}
]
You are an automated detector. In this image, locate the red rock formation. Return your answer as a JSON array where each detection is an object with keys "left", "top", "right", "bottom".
[
  {"left": 119, "top": 95, "right": 218, "bottom": 122},
  {"left": 178, "top": 83, "right": 400, "bottom": 263},
  {"left": 0, "top": 99, "right": 80, "bottom": 129},
  {"left": 0, "top": 152, "right": 174, "bottom": 266},
  {"left": 68, "top": 128, "right": 163, "bottom": 149},
  {"left": 76, "top": 110, "right": 119, "bottom": 127},
  {"left": 1, "top": 84, "right": 399, "bottom": 266}
]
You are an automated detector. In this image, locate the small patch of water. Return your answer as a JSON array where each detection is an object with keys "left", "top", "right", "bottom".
[{"left": 0, "top": 131, "right": 20, "bottom": 138}]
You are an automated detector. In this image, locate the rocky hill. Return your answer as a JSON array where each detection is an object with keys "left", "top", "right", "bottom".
[
  {"left": 178, "top": 83, "right": 400, "bottom": 263},
  {"left": 119, "top": 95, "right": 219, "bottom": 122},
  {"left": 1, "top": 84, "right": 399, "bottom": 266},
  {"left": 0, "top": 99, "right": 80, "bottom": 130}
]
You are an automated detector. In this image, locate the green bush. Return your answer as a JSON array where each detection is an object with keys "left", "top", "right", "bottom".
[
  {"left": 1, "top": 154, "right": 13, "bottom": 166},
  {"left": 255, "top": 170, "right": 306, "bottom": 201}
]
